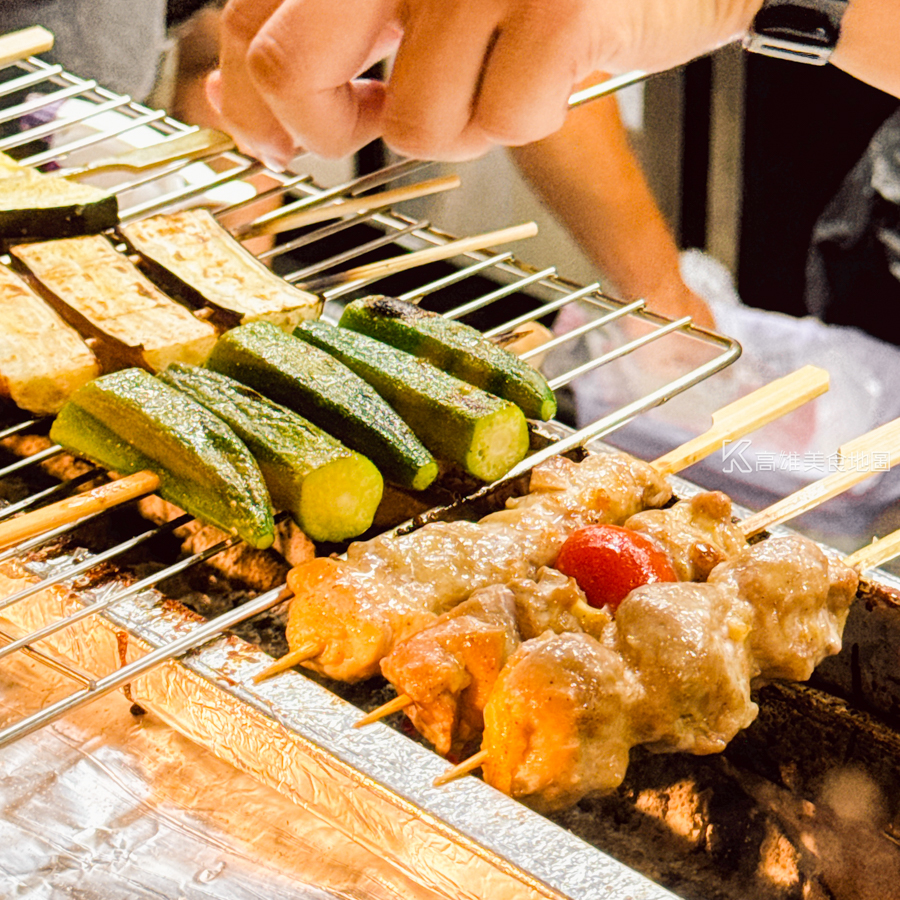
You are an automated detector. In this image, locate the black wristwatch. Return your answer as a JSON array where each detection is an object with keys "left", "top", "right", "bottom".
[{"left": 743, "top": 0, "right": 850, "bottom": 64}]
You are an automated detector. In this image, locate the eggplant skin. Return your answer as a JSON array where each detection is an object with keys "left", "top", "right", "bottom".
[{"left": 0, "top": 167, "right": 118, "bottom": 239}]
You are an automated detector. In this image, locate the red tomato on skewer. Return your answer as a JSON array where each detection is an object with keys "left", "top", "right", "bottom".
[{"left": 556, "top": 524, "right": 677, "bottom": 611}]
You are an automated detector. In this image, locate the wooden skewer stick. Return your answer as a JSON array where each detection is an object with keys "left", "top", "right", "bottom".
[
  {"left": 0, "top": 26, "right": 54, "bottom": 68},
  {"left": 354, "top": 694, "right": 414, "bottom": 728},
  {"left": 0, "top": 470, "right": 160, "bottom": 551},
  {"left": 740, "top": 415, "right": 900, "bottom": 537},
  {"left": 60, "top": 128, "right": 236, "bottom": 180},
  {"left": 299, "top": 222, "right": 540, "bottom": 292},
  {"left": 235, "top": 175, "right": 462, "bottom": 240},
  {"left": 433, "top": 750, "right": 488, "bottom": 787},
  {"left": 251, "top": 641, "right": 320, "bottom": 684},
  {"left": 844, "top": 529, "right": 900, "bottom": 573},
  {"left": 651, "top": 364, "right": 829, "bottom": 478}
]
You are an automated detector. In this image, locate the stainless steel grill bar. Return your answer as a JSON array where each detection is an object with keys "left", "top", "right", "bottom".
[
  {"left": 397, "top": 253, "right": 516, "bottom": 304},
  {"left": 0, "top": 625, "right": 95, "bottom": 687},
  {"left": 0, "top": 524, "right": 240, "bottom": 663},
  {"left": 21, "top": 109, "right": 168, "bottom": 165},
  {"left": 0, "top": 418, "right": 44, "bottom": 440},
  {"left": 548, "top": 316, "right": 694, "bottom": 390},
  {"left": 443, "top": 268, "right": 559, "bottom": 319},
  {"left": 516, "top": 299, "right": 647, "bottom": 361},
  {"left": 0, "top": 96, "right": 133, "bottom": 153},
  {"left": 0, "top": 509, "right": 109, "bottom": 564},
  {"left": 0, "top": 79, "right": 97, "bottom": 125},
  {"left": 0, "top": 443, "right": 61, "bottom": 479},
  {"left": 0, "top": 582, "right": 287, "bottom": 748},
  {"left": 481, "top": 283, "right": 604, "bottom": 338},
  {"left": 0, "top": 65, "right": 64, "bottom": 98},
  {"left": 0, "top": 470, "right": 96, "bottom": 522},
  {"left": 117, "top": 159, "right": 264, "bottom": 221},
  {"left": 0, "top": 513, "right": 191, "bottom": 617},
  {"left": 284, "top": 219, "right": 429, "bottom": 283}
]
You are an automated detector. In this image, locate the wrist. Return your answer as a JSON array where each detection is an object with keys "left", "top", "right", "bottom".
[{"left": 726, "top": 0, "right": 766, "bottom": 39}]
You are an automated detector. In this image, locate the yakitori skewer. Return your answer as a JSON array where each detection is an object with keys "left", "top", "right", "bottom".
[
  {"left": 433, "top": 523, "right": 900, "bottom": 794},
  {"left": 357, "top": 409, "right": 900, "bottom": 731},
  {"left": 256, "top": 367, "right": 830, "bottom": 686}
]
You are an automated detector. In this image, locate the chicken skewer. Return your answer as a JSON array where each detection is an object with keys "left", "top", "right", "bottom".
[
  {"left": 434, "top": 527, "right": 891, "bottom": 809},
  {"left": 356, "top": 416, "right": 900, "bottom": 736},
  {"left": 254, "top": 367, "right": 830, "bottom": 683}
]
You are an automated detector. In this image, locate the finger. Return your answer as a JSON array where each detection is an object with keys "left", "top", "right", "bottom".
[
  {"left": 471, "top": 2, "right": 588, "bottom": 148},
  {"left": 381, "top": 0, "right": 502, "bottom": 160},
  {"left": 217, "top": 0, "right": 295, "bottom": 166},
  {"left": 245, "top": 0, "right": 398, "bottom": 159}
]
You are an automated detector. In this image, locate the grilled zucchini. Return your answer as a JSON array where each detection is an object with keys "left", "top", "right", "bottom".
[
  {"left": 0, "top": 264, "right": 100, "bottom": 414},
  {"left": 339, "top": 295, "right": 557, "bottom": 420},
  {"left": 161, "top": 363, "right": 383, "bottom": 542},
  {"left": 206, "top": 321, "right": 438, "bottom": 491},
  {"left": 121, "top": 209, "right": 321, "bottom": 331},
  {"left": 294, "top": 320, "right": 530, "bottom": 483},
  {"left": 11, "top": 235, "right": 217, "bottom": 373},
  {"left": 50, "top": 368, "right": 275, "bottom": 548},
  {"left": 0, "top": 152, "right": 117, "bottom": 239}
]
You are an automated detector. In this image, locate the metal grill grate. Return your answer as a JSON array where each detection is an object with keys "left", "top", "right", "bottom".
[{"left": 0, "top": 50, "right": 739, "bottom": 751}]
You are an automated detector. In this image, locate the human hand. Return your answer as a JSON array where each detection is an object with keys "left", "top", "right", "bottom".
[{"left": 209, "top": 0, "right": 762, "bottom": 165}]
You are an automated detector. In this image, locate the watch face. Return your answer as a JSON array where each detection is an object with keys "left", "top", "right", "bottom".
[{"left": 745, "top": 0, "right": 850, "bottom": 64}]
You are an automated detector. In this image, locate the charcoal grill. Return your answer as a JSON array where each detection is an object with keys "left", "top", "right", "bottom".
[{"left": 3, "top": 42, "right": 898, "bottom": 900}]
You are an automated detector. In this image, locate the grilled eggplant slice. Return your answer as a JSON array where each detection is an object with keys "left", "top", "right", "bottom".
[
  {"left": 0, "top": 151, "right": 117, "bottom": 240},
  {"left": 294, "top": 319, "right": 530, "bottom": 483},
  {"left": 121, "top": 208, "right": 321, "bottom": 331},
  {"left": 0, "top": 263, "right": 100, "bottom": 414},
  {"left": 50, "top": 368, "right": 275, "bottom": 549},
  {"left": 207, "top": 321, "right": 438, "bottom": 491},
  {"left": 161, "top": 363, "right": 384, "bottom": 543},
  {"left": 11, "top": 235, "right": 217, "bottom": 373},
  {"left": 339, "top": 295, "right": 557, "bottom": 421}
]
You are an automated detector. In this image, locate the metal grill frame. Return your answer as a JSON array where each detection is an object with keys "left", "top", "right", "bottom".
[{"left": 0, "top": 50, "right": 746, "bottom": 900}]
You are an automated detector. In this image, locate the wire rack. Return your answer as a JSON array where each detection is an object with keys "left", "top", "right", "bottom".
[{"left": 0, "top": 51, "right": 739, "bottom": 765}]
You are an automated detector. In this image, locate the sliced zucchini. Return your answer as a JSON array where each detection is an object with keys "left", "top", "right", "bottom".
[
  {"left": 161, "top": 363, "right": 383, "bottom": 542},
  {"left": 121, "top": 209, "right": 321, "bottom": 331},
  {"left": 50, "top": 368, "right": 275, "bottom": 548},
  {"left": 294, "top": 319, "right": 530, "bottom": 483},
  {"left": 206, "top": 321, "right": 438, "bottom": 491},
  {"left": 339, "top": 295, "right": 557, "bottom": 420}
]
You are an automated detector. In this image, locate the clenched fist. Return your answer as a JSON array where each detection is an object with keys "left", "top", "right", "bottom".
[{"left": 208, "top": 0, "right": 762, "bottom": 163}]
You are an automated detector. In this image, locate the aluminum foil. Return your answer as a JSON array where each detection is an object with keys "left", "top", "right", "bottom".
[
  {"left": 0, "top": 508, "right": 679, "bottom": 900},
  {"left": 6, "top": 438, "right": 899, "bottom": 900}
]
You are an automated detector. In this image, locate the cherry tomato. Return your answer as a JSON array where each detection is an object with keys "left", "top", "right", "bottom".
[{"left": 555, "top": 524, "right": 677, "bottom": 610}]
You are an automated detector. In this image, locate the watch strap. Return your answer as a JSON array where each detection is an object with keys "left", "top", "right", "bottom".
[{"left": 744, "top": 0, "right": 850, "bottom": 65}]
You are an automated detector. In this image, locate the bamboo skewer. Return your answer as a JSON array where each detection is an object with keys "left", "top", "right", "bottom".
[
  {"left": 299, "top": 222, "right": 540, "bottom": 292},
  {"left": 0, "top": 26, "right": 53, "bottom": 68},
  {"left": 235, "top": 175, "right": 462, "bottom": 239},
  {"left": 739, "top": 415, "right": 900, "bottom": 536},
  {"left": 59, "top": 128, "right": 236, "bottom": 180},
  {"left": 251, "top": 641, "right": 320, "bottom": 683}
]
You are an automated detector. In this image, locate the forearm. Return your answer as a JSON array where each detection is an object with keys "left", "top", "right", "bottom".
[
  {"left": 831, "top": 0, "right": 900, "bottom": 98},
  {"left": 510, "top": 90, "right": 714, "bottom": 325}
]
